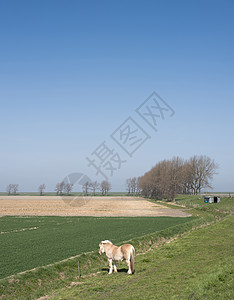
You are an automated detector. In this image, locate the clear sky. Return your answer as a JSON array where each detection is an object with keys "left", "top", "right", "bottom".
[{"left": 0, "top": 0, "right": 233, "bottom": 192}]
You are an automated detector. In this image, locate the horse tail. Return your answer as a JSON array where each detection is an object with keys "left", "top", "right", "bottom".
[{"left": 130, "top": 246, "right": 135, "bottom": 273}]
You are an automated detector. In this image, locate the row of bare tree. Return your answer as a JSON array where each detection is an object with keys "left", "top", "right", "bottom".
[
  {"left": 125, "top": 177, "right": 141, "bottom": 195},
  {"left": 130, "top": 155, "right": 218, "bottom": 201},
  {"left": 5, "top": 180, "right": 112, "bottom": 196},
  {"left": 82, "top": 180, "right": 112, "bottom": 196},
  {"left": 54, "top": 180, "right": 112, "bottom": 196},
  {"left": 54, "top": 182, "right": 73, "bottom": 196},
  {"left": 6, "top": 184, "right": 47, "bottom": 196}
]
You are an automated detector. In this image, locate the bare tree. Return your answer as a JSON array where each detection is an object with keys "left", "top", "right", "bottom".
[
  {"left": 188, "top": 155, "right": 218, "bottom": 194},
  {"left": 130, "top": 177, "right": 137, "bottom": 195},
  {"left": 38, "top": 184, "right": 46, "bottom": 196},
  {"left": 55, "top": 182, "right": 65, "bottom": 195},
  {"left": 100, "top": 180, "right": 112, "bottom": 195},
  {"left": 55, "top": 183, "right": 60, "bottom": 195},
  {"left": 89, "top": 181, "right": 99, "bottom": 195},
  {"left": 126, "top": 178, "right": 131, "bottom": 195},
  {"left": 64, "top": 183, "right": 73, "bottom": 195},
  {"left": 181, "top": 162, "right": 194, "bottom": 194},
  {"left": 163, "top": 157, "right": 184, "bottom": 201},
  {"left": 135, "top": 177, "right": 141, "bottom": 195},
  {"left": 138, "top": 172, "right": 156, "bottom": 198},
  {"left": 6, "top": 184, "right": 13, "bottom": 196},
  {"left": 11, "top": 184, "right": 19, "bottom": 195},
  {"left": 83, "top": 181, "right": 90, "bottom": 196},
  {"left": 60, "top": 182, "right": 65, "bottom": 194}
]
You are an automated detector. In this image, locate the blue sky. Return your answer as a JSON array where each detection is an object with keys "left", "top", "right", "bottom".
[{"left": 0, "top": 0, "right": 233, "bottom": 192}]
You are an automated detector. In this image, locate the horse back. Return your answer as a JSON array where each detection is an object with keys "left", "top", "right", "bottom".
[{"left": 120, "top": 244, "right": 134, "bottom": 260}]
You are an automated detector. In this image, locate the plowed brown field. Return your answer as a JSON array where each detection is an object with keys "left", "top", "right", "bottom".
[{"left": 0, "top": 196, "right": 191, "bottom": 217}]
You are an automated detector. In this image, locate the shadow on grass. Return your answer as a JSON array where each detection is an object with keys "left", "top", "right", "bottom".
[
  {"left": 102, "top": 268, "right": 135, "bottom": 275},
  {"left": 101, "top": 267, "right": 129, "bottom": 273}
]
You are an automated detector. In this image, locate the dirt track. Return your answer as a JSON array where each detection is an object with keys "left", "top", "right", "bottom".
[{"left": 0, "top": 196, "right": 191, "bottom": 217}]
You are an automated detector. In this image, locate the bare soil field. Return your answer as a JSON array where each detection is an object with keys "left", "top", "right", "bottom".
[{"left": 0, "top": 196, "right": 191, "bottom": 217}]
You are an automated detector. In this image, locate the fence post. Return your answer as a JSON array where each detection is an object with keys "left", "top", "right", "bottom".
[{"left": 78, "top": 261, "right": 81, "bottom": 278}]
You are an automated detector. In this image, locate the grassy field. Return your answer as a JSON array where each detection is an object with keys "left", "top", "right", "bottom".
[
  {"left": 50, "top": 215, "right": 234, "bottom": 300},
  {"left": 0, "top": 216, "right": 194, "bottom": 279},
  {"left": 0, "top": 196, "right": 233, "bottom": 299}
]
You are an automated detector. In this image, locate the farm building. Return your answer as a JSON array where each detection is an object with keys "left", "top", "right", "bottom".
[{"left": 204, "top": 196, "right": 220, "bottom": 203}]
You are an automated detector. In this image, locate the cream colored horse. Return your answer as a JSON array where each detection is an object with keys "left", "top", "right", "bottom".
[{"left": 99, "top": 240, "right": 135, "bottom": 274}]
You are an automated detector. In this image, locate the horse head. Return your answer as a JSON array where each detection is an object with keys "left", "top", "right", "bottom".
[{"left": 99, "top": 240, "right": 112, "bottom": 255}]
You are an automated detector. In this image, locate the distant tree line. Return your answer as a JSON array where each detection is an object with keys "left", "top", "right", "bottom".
[
  {"left": 127, "top": 155, "right": 218, "bottom": 201},
  {"left": 5, "top": 180, "right": 112, "bottom": 196},
  {"left": 125, "top": 177, "right": 141, "bottom": 195},
  {"left": 55, "top": 182, "right": 73, "bottom": 196},
  {"left": 82, "top": 180, "right": 112, "bottom": 196},
  {"left": 54, "top": 180, "right": 111, "bottom": 196}
]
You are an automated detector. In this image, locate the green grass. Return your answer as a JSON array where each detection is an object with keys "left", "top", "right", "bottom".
[
  {"left": 0, "top": 216, "right": 194, "bottom": 279},
  {"left": 49, "top": 215, "right": 234, "bottom": 300},
  {"left": 1, "top": 196, "right": 232, "bottom": 299},
  {"left": 0, "top": 215, "right": 213, "bottom": 299}
]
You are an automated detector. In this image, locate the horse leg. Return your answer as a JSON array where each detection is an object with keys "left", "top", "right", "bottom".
[
  {"left": 108, "top": 258, "right": 113, "bottom": 274},
  {"left": 126, "top": 259, "right": 132, "bottom": 274},
  {"left": 113, "top": 260, "right": 117, "bottom": 273}
]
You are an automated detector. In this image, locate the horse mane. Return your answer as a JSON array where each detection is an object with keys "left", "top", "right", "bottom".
[{"left": 101, "top": 240, "right": 113, "bottom": 244}]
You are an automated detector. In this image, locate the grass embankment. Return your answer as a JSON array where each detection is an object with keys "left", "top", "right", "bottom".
[{"left": 176, "top": 195, "right": 234, "bottom": 215}]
